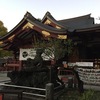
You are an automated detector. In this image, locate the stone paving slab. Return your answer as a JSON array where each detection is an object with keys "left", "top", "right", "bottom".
[
  {"left": 0, "top": 71, "right": 10, "bottom": 82},
  {"left": 84, "top": 84, "right": 100, "bottom": 91},
  {"left": 0, "top": 71, "right": 10, "bottom": 86}
]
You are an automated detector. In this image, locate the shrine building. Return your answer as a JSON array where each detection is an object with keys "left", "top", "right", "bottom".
[{"left": 0, "top": 11, "right": 100, "bottom": 70}]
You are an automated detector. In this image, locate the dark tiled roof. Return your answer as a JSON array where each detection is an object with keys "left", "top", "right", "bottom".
[
  {"left": 0, "top": 12, "right": 68, "bottom": 50},
  {"left": 76, "top": 24, "right": 100, "bottom": 32},
  {"left": 41, "top": 12, "right": 98, "bottom": 32},
  {"left": 58, "top": 14, "right": 94, "bottom": 31},
  {"left": 1, "top": 11, "right": 100, "bottom": 42},
  {"left": 27, "top": 14, "right": 67, "bottom": 34},
  {"left": 0, "top": 12, "right": 67, "bottom": 42}
]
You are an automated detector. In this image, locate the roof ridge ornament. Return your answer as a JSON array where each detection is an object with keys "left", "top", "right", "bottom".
[
  {"left": 24, "top": 11, "right": 36, "bottom": 20},
  {"left": 46, "top": 11, "right": 51, "bottom": 16},
  {"left": 24, "top": 11, "right": 31, "bottom": 19}
]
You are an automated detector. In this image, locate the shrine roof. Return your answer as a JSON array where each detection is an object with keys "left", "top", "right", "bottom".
[
  {"left": 75, "top": 24, "right": 100, "bottom": 32},
  {"left": 41, "top": 12, "right": 99, "bottom": 32},
  {"left": 0, "top": 11, "right": 67, "bottom": 41},
  {"left": 0, "top": 11, "right": 100, "bottom": 51},
  {"left": 1, "top": 11, "right": 99, "bottom": 41},
  {"left": 0, "top": 12, "right": 68, "bottom": 50},
  {"left": 58, "top": 14, "right": 94, "bottom": 31},
  {"left": 41, "top": 11, "right": 66, "bottom": 29}
]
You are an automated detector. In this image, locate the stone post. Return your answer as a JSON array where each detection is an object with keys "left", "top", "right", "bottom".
[
  {"left": 46, "top": 83, "right": 54, "bottom": 100},
  {"left": 68, "top": 77, "right": 73, "bottom": 88}
]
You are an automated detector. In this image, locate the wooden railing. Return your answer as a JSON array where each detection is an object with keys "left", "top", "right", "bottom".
[{"left": 0, "top": 82, "right": 65, "bottom": 100}]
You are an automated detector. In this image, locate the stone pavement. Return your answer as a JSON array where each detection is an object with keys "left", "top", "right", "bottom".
[
  {"left": 0, "top": 71, "right": 10, "bottom": 82},
  {"left": 84, "top": 84, "right": 100, "bottom": 91}
]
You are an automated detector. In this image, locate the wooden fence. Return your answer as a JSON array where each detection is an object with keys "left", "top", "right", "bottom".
[{"left": 0, "top": 82, "right": 65, "bottom": 100}]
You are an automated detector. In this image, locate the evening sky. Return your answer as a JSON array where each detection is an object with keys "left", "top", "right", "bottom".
[{"left": 0, "top": 0, "right": 100, "bottom": 31}]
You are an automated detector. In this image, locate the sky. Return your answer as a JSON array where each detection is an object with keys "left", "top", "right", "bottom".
[{"left": 0, "top": 0, "right": 100, "bottom": 31}]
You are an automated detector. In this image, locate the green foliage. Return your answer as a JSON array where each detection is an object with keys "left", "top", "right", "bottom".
[
  {"left": 0, "top": 20, "right": 11, "bottom": 57},
  {"left": 78, "top": 89, "right": 94, "bottom": 100},
  {"left": 0, "top": 21, "right": 8, "bottom": 36},
  {"left": 0, "top": 49, "right": 13, "bottom": 58},
  {"left": 34, "top": 38, "right": 73, "bottom": 60},
  {"left": 58, "top": 89, "right": 100, "bottom": 100}
]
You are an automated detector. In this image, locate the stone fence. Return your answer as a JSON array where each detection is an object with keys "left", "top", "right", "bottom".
[{"left": 77, "top": 68, "right": 100, "bottom": 85}]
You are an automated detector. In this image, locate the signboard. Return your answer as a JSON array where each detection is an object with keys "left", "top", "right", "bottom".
[
  {"left": 68, "top": 62, "right": 93, "bottom": 67},
  {"left": 19, "top": 48, "right": 36, "bottom": 60},
  {"left": 76, "top": 62, "right": 93, "bottom": 67},
  {"left": 19, "top": 48, "right": 54, "bottom": 60}
]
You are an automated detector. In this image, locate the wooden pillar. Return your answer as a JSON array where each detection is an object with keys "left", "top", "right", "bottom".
[{"left": 18, "top": 61, "right": 22, "bottom": 71}]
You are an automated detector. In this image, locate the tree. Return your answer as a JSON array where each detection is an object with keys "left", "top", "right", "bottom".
[
  {"left": 0, "top": 49, "right": 13, "bottom": 58},
  {"left": 0, "top": 21, "right": 8, "bottom": 36},
  {"left": 33, "top": 38, "right": 73, "bottom": 83},
  {"left": 34, "top": 38, "right": 73, "bottom": 61},
  {"left": 0, "top": 20, "right": 13, "bottom": 58}
]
